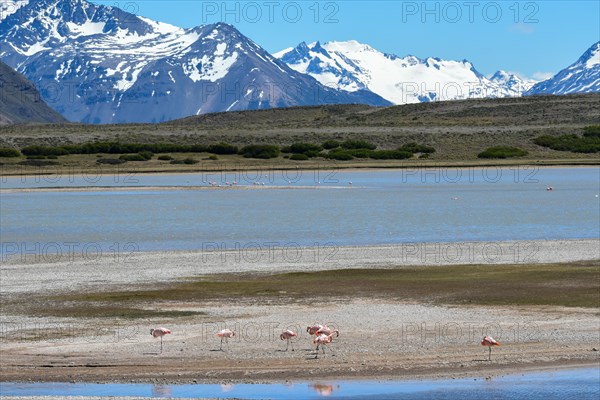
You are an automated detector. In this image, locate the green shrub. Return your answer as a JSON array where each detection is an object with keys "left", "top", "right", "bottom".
[
  {"left": 478, "top": 146, "right": 529, "bottom": 159},
  {"left": 324, "top": 149, "right": 354, "bottom": 160},
  {"left": 533, "top": 134, "right": 600, "bottom": 153},
  {"left": 340, "top": 140, "right": 377, "bottom": 150},
  {"left": 170, "top": 158, "right": 199, "bottom": 165},
  {"left": 189, "top": 144, "right": 209, "bottom": 152},
  {"left": 208, "top": 143, "right": 238, "bottom": 155},
  {"left": 399, "top": 142, "right": 436, "bottom": 154},
  {"left": 290, "top": 153, "right": 309, "bottom": 161},
  {"left": 290, "top": 142, "right": 322, "bottom": 154},
  {"left": 0, "top": 148, "right": 21, "bottom": 157},
  {"left": 369, "top": 150, "right": 413, "bottom": 160},
  {"left": 26, "top": 155, "right": 47, "bottom": 160},
  {"left": 322, "top": 140, "right": 340, "bottom": 150},
  {"left": 158, "top": 155, "right": 174, "bottom": 161},
  {"left": 348, "top": 149, "right": 372, "bottom": 158},
  {"left": 208, "top": 155, "right": 219, "bottom": 160},
  {"left": 18, "top": 159, "right": 60, "bottom": 166},
  {"left": 138, "top": 151, "right": 153, "bottom": 160},
  {"left": 97, "top": 158, "right": 126, "bottom": 165},
  {"left": 119, "top": 153, "right": 148, "bottom": 162},
  {"left": 280, "top": 146, "right": 292, "bottom": 153},
  {"left": 239, "top": 145, "right": 280, "bottom": 159},
  {"left": 21, "top": 145, "right": 69, "bottom": 156},
  {"left": 583, "top": 125, "right": 600, "bottom": 138}
]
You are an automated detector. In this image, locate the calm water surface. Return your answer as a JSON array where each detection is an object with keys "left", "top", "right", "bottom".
[
  {"left": 1, "top": 168, "right": 599, "bottom": 255},
  {"left": 1, "top": 367, "right": 598, "bottom": 399}
]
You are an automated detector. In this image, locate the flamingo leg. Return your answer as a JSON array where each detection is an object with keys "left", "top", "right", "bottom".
[
  {"left": 220, "top": 337, "right": 223, "bottom": 351},
  {"left": 160, "top": 336, "right": 163, "bottom": 353},
  {"left": 291, "top": 340, "right": 294, "bottom": 352},
  {"left": 285, "top": 339, "right": 289, "bottom": 351},
  {"left": 488, "top": 346, "right": 492, "bottom": 361}
]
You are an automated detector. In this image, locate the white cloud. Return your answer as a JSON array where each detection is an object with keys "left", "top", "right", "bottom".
[{"left": 532, "top": 71, "right": 555, "bottom": 81}]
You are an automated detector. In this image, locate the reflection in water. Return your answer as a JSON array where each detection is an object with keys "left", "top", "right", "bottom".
[
  {"left": 220, "top": 384, "right": 235, "bottom": 393},
  {"left": 0, "top": 368, "right": 598, "bottom": 399},
  {"left": 151, "top": 385, "right": 172, "bottom": 397},
  {"left": 310, "top": 383, "right": 339, "bottom": 396}
]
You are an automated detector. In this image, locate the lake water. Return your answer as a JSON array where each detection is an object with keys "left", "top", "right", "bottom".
[
  {"left": 1, "top": 367, "right": 598, "bottom": 399},
  {"left": 1, "top": 167, "right": 599, "bottom": 256}
]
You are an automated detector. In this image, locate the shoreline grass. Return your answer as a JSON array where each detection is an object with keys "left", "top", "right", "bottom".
[{"left": 10, "top": 261, "right": 598, "bottom": 320}]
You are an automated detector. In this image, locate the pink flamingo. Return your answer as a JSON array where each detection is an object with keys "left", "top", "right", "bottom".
[
  {"left": 150, "top": 327, "right": 171, "bottom": 353},
  {"left": 216, "top": 329, "right": 235, "bottom": 350},
  {"left": 481, "top": 335, "right": 501, "bottom": 360},
  {"left": 280, "top": 329, "right": 297, "bottom": 351},
  {"left": 307, "top": 324, "right": 323, "bottom": 336},
  {"left": 316, "top": 326, "right": 339, "bottom": 338},
  {"left": 313, "top": 332, "right": 337, "bottom": 358}
]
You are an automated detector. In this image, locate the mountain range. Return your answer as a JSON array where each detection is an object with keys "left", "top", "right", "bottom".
[
  {"left": 0, "top": 0, "right": 389, "bottom": 124},
  {"left": 0, "top": 0, "right": 598, "bottom": 124},
  {"left": 274, "top": 41, "right": 537, "bottom": 104}
]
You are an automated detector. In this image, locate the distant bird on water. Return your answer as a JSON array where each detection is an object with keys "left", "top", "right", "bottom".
[
  {"left": 481, "top": 335, "right": 500, "bottom": 360},
  {"left": 150, "top": 327, "right": 171, "bottom": 353}
]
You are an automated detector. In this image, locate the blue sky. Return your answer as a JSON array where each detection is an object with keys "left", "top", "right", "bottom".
[{"left": 97, "top": 1, "right": 599, "bottom": 79}]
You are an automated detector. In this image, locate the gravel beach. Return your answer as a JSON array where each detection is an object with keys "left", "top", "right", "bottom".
[{"left": 0, "top": 239, "right": 599, "bottom": 393}]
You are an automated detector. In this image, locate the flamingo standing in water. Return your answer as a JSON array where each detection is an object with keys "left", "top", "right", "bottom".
[
  {"left": 216, "top": 329, "right": 235, "bottom": 350},
  {"left": 313, "top": 332, "right": 337, "bottom": 358},
  {"left": 280, "top": 329, "right": 297, "bottom": 351},
  {"left": 150, "top": 327, "right": 171, "bottom": 353},
  {"left": 481, "top": 336, "right": 501, "bottom": 360}
]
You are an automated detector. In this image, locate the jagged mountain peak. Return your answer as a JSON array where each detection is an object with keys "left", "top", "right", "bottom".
[{"left": 526, "top": 41, "right": 600, "bottom": 96}]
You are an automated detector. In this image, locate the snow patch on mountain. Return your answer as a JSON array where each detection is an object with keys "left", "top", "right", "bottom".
[
  {"left": 66, "top": 20, "right": 106, "bottom": 37},
  {"left": 0, "top": 0, "right": 28, "bottom": 22}
]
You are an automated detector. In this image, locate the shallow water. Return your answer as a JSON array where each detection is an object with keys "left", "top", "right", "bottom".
[
  {"left": 1, "top": 168, "right": 599, "bottom": 255},
  {"left": 1, "top": 367, "right": 598, "bottom": 399}
]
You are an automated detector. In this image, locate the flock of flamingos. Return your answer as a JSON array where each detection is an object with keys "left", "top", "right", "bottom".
[{"left": 150, "top": 326, "right": 501, "bottom": 360}]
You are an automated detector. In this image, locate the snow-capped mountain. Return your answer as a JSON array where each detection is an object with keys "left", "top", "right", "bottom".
[
  {"left": 0, "top": 0, "right": 389, "bottom": 123},
  {"left": 526, "top": 42, "right": 600, "bottom": 96},
  {"left": 489, "top": 70, "right": 536, "bottom": 95},
  {"left": 275, "top": 41, "right": 536, "bottom": 104}
]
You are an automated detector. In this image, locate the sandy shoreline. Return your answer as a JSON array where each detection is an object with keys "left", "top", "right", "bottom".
[{"left": 0, "top": 239, "right": 599, "bottom": 390}]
